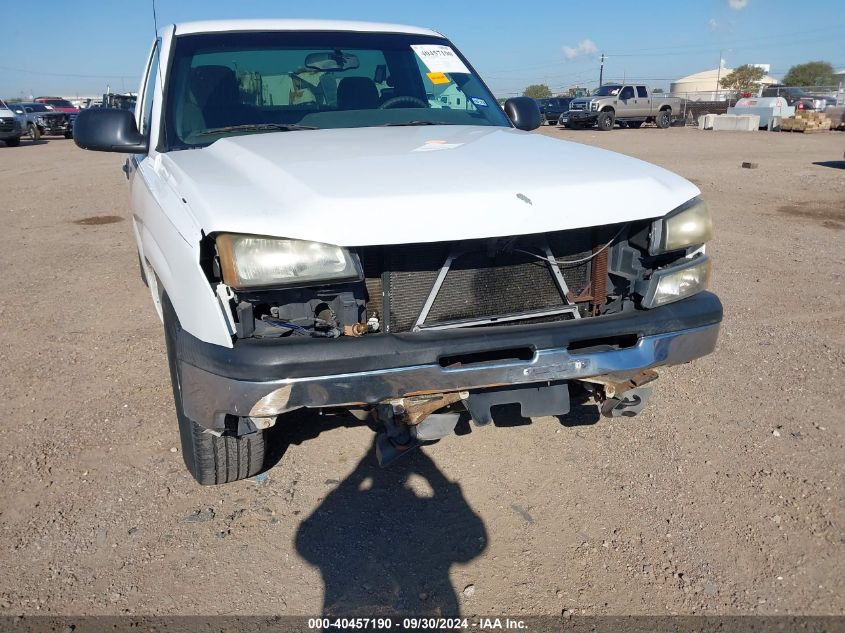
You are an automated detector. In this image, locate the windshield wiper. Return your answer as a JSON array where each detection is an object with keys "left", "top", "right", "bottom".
[
  {"left": 196, "top": 123, "right": 318, "bottom": 137},
  {"left": 379, "top": 121, "right": 457, "bottom": 127}
]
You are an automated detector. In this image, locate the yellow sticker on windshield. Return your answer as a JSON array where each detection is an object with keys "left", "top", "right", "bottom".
[{"left": 427, "top": 71, "right": 450, "bottom": 85}]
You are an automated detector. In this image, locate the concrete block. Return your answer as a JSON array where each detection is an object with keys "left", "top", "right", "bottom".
[
  {"left": 699, "top": 113, "right": 717, "bottom": 130},
  {"left": 711, "top": 114, "right": 760, "bottom": 131}
]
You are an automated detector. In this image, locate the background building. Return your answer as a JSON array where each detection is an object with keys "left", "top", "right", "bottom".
[{"left": 670, "top": 66, "right": 778, "bottom": 101}]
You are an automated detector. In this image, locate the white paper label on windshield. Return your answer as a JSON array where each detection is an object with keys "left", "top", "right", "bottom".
[{"left": 411, "top": 44, "right": 470, "bottom": 74}]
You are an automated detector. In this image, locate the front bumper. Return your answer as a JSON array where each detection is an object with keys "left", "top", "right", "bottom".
[
  {"left": 568, "top": 110, "right": 598, "bottom": 123},
  {"left": 177, "top": 292, "right": 722, "bottom": 428}
]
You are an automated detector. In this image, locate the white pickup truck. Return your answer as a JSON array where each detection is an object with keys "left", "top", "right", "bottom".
[{"left": 74, "top": 19, "right": 721, "bottom": 485}]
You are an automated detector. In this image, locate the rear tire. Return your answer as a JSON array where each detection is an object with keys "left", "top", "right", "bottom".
[
  {"left": 4, "top": 136, "right": 21, "bottom": 147},
  {"left": 655, "top": 109, "right": 671, "bottom": 129},
  {"left": 162, "top": 293, "right": 266, "bottom": 485},
  {"left": 27, "top": 124, "right": 41, "bottom": 141},
  {"left": 597, "top": 110, "right": 615, "bottom": 131}
]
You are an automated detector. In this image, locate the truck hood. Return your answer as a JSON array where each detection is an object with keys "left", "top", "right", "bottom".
[{"left": 161, "top": 125, "right": 699, "bottom": 246}]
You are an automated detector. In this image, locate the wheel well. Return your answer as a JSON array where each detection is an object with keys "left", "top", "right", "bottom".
[
  {"left": 601, "top": 106, "right": 615, "bottom": 114},
  {"left": 660, "top": 105, "right": 671, "bottom": 112}
]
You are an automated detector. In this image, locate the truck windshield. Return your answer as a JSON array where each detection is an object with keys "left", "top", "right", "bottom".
[
  {"left": 163, "top": 30, "right": 509, "bottom": 148},
  {"left": 592, "top": 85, "right": 622, "bottom": 97}
]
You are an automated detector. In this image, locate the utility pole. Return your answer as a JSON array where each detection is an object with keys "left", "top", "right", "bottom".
[
  {"left": 599, "top": 53, "right": 605, "bottom": 87},
  {"left": 715, "top": 50, "right": 723, "bottom": 100}
]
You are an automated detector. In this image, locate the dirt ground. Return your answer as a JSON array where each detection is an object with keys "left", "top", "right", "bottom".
[{"left": 0, "top": 126, "right": 842, "bottom": 618}]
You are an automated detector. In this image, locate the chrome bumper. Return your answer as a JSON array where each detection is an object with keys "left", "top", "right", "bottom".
[{"left": 178, "top": 323, "right": 719, "bottom": 428}]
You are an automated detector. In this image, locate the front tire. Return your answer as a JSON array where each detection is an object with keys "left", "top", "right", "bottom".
[
  {"left": 655, "top": 109, "right": 671, "bottom": 129},
  {"left": 27, "top": 124, "right": 41, "bottom": 141},
  {"left": 4, "top": 136, "right": 21, "bottom": 147},
  {"left": 597, "top": 110, "right": 615, "bottom": 131},
  {"left": 162, "top": 294, "right": 266, "bottom": 485}
]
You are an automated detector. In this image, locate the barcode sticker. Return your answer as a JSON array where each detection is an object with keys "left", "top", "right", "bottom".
[{"left": 411, "top": 45, "right": 470, "bottom": 74}]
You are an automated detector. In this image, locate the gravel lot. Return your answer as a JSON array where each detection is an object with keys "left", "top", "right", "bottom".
[{"left": 0, "top": 127, "right": 842, "bottom": 617}]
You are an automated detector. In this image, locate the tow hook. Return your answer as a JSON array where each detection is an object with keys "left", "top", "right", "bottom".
[
  {"left": 600, "top": 387, "right": 653, "bottom": 418},
  {"left": 373, "top": 392, "right": 467, "bottom": 467},
  {"left": 578, "top": 369, "right": 658, "bottom": 418}
]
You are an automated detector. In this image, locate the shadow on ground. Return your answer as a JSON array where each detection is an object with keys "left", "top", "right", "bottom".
[
  {"left": 293, "top": 435, "right": 487, "bottom": 616},
  {"left": 812, "top": 160, "right": 845, "bottom": 170},
  {"left": 265, "top": 393, "right": 599, "bottom": 616}
]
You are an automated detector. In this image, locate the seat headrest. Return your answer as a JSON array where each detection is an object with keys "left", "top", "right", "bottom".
[
  {"left": 337, "top": 76, "right": 380, "bottom": 110},
  {"left": 190, "top": 65, "right": 240, "bottom": 107}
]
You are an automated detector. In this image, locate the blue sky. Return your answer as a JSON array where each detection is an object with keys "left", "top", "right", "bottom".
[{"left": 1, "top": 0, "right": 843, "bottom": 99}]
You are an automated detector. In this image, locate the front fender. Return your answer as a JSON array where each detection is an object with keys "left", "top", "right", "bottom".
[{"left": 133, "top": 159, "right": 235, "bottom": 348}]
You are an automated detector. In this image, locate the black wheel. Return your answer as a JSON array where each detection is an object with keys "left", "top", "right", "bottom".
[
  {"left": 626, "top": 121, "right": 643, "bottom": 129},
  {"left": 655, "top": 109, "right": 671, "bottom": 129},
  {"left": 4, "top": 136, "right": 21, "bottom": 147},
  {"left": 597, "top": 110, "right": 615, "bottom": 131},
  {"left": 27, "top": 124, "right": 41, "bottom": 141},
  {"left": 162, "top": 294, "right": 266, "bottom": 485}
]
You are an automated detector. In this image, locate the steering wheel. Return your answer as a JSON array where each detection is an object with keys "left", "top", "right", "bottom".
[{"left": 379, "top": 95, "right": 428, "bottom": 109}]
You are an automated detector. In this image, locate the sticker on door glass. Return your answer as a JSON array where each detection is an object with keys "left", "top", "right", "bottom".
[
  {"left": 426, "top": 71, "right": 451, "bottom": 85},
  {"left": 470, "top": 97, "right": 488, "bottom": 107},
  {"left": 412, "top": 44, "right": 470, "bottom": 74}
]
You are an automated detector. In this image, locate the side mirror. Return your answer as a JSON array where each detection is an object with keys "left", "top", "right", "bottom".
[
  {"left": 74, "top": 108, "right": 148, "bottom": 153},
  {"left": 503, "top": 97, "right": 542, "bottom": 131}
]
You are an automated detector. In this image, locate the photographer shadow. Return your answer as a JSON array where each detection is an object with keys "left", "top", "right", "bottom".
[{"left": 294, "top": 437, "right": 487, "bottom": 617}]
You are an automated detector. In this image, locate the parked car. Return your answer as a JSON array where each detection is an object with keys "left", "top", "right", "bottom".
[
  {"left": 759, "top": 85, "right": 832, "bottom": 111},
  {"left": 74, "top": 19, "right": 721, "bottom": 485},
  {"left": 567, "top": 84, "right": 680, "bottom": 130},
  {"left": 536, "top": 97, "right": 573, "bottom": 125},
  {"left": 798, "top": 95, "right": 836, "bottom": 112},
  {"left": 12, "top": 102, "right": 74, "bottom": 140},
  {"left": 0, "top": 99, "right": 25, "bottom": 146},
  {"left": 34, "top": 96, "right": 80, "bottom": 113}
]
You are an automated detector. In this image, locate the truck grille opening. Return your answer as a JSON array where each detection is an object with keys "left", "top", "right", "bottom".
[{"left": 357, "top": 227, "right": 613, "bottom": 333}]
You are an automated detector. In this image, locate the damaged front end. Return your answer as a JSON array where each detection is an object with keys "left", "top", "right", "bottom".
[{"left": 184, "top": 202, "right": 719, "bottom": 465}]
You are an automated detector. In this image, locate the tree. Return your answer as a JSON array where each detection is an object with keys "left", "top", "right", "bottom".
[
  {"left": 523, "top": 84, "right": 552, "bottom": 99},
  {"left": 719, "top": 65, "right": 765, "bottom": 92},
  {"left": 783, "top": 61, "right": 836, "bottom": 87}
]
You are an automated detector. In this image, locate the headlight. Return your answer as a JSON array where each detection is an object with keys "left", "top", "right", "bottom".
[
  {"left": 215, "top": 233, "right": 361, "bottom": 290},
  {"left": 650, "top": 198, "right": 714, "bottom": 255},
  {"left": 35, "top": 116, "right": 45, "bottom": 124},
  {"left": 590, "top": 101, "right": 599, "bottom": 111},
  {"left": 641, "top": 257, "right": 711, "bottom": 308}
]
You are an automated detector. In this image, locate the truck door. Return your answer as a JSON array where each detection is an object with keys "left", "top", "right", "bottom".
[
  {"left": 636, "top": 86, "right": 651, "bottom": 116},
  {"left": 129, "top": 39, "right": 160, "bottom": 287},
  {"left": 618, "top": 85, "right": 636, "bottom": 116}
]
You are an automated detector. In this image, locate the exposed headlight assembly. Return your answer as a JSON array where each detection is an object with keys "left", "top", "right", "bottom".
[
  {"left": 650, "top": 198, "right": 714, "bottom": 255},
  {"left": 216, "top": 233, "right": 361, "bottom": 290},
  {"left": 641, "top": 257, "right": 711, "bottom": 308}
]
